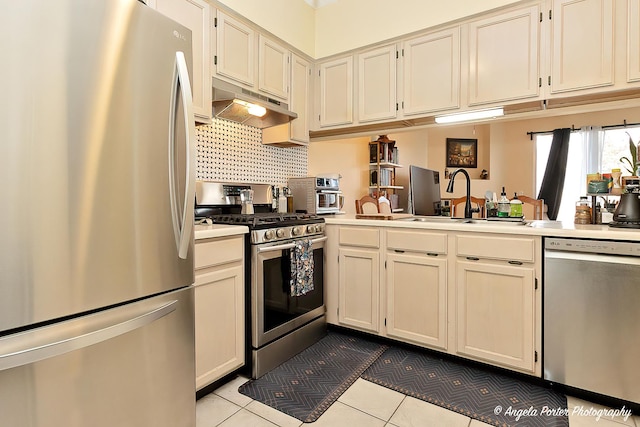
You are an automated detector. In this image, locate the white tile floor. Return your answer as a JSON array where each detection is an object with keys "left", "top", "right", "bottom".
[{"left": 197, "top": 376, "right": 639, "bottom": 427}]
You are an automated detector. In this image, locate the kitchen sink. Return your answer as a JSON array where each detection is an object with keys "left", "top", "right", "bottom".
[{"left": 397, "top": 216, "right": 529, "bottom": 226}]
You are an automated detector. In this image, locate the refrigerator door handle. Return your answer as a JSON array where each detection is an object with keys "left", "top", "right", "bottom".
[
  {"left": 0, "top": 300, "right": 177, "bottom": 372},
  {"left": 169, "top": 51, "right": 196, "bottom": 260}
]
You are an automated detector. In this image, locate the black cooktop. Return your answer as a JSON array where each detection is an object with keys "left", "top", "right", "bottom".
[{"left": 204, "top": 212, "right": 324, "bottom": 229}]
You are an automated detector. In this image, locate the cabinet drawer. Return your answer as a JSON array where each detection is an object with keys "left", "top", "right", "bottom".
[
  {"left": 456, "top": 234, "right": 535, "bottom": 263},
  {"left": 339, "top": 227, "right": 380, "bottom": 248},
  {"left": 386, "top": 230, "right": 447, "bottom": 254},
  {"left": 195, "top": 237, "right": 244, "bottom": 269}
]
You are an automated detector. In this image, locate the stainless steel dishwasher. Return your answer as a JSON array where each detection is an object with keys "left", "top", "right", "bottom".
[{"left": 544, "top": 237, "right": 640, "bottom": 405}]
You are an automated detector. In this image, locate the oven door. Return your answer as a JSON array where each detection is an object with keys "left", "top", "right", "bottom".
[{"left": 252, "top": 236, "right": 326, "bottom": 348}]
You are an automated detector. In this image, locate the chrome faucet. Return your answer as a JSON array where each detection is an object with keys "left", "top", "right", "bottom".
[{"left": 446, "top": 168, "right": 478, "bottom": 219}]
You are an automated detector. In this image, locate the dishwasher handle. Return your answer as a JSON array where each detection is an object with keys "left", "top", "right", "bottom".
[{"left": 545, "top": 250, "right": 640, "bottom": 266}]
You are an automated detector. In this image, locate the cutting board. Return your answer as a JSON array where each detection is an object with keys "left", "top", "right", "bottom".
[{"left": 355, "top": 213, "right": 414, "bottom": 220}]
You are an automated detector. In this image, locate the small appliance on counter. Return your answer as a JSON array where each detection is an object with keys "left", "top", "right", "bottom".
[
  {"left": 609, "top": 190, "right": 640, "bottom": 228},
  {"left": 288, "top": 175, "right": 345, "bottom": 215}
]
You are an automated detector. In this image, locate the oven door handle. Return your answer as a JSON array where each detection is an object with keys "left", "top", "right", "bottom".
[{"left": 257, "top": 236, "right": 327, "bottom": 253}]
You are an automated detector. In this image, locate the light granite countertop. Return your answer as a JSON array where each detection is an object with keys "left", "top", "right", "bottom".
[
  {"left": 323, "top": 215, "right": 640, "bottom": 242},
  {"left": 194, "top": 223, "right": 248, "bottom": 240}
]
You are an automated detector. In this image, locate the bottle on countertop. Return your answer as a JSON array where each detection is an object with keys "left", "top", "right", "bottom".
[
  {"left": 278, "top": 186, "right": 287, "bottom": 213},
  {"left": 509, "top": 193, "right": 523, "bottom": 218},
  {"left": 498, "top": 187, "right": 510, "bottom": 218},
  {"left": 271, "top": 186, "right": 279, "bottom": 212}
]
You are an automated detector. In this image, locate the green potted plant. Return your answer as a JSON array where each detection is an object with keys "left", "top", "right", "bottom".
[{"left": 619, "top": 132, "right": 638, "bottom": 176}]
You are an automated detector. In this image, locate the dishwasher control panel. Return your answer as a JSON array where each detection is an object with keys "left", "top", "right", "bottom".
[{"left": 545, "top": 237, "right": 640, "bottom": 257}]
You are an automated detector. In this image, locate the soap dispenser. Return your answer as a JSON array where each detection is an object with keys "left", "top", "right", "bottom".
[
  {"left": 509, "top": 193, "right": 523, "bottom": 218},
  {"left": 498, "top": 187, "right": 510, "bottom": 218}
]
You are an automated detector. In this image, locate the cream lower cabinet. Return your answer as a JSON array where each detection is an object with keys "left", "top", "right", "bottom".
[
  {"left": 194, "top": 236, "right": 244, "bottom": 390},
  {"left": 454, "top": 233, "right": 539, "bottom": 374},
  {"left": 386, "top": 253, "right": 447, "bottom": 350},
  {"left": 385, "top": 229, "right": 448, "bottom": 350},
  {"left": 336, "top": 227, "right": 380, "bottom": 333}
]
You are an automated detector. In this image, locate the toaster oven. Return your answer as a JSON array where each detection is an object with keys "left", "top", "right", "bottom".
[{"left": 288, "top": 176, "right": 344, "bottom": 214}]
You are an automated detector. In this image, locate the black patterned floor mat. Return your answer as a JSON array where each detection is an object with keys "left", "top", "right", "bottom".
[
  {"left": 238, "top": 331, "right": 388, "bottom": 423},
  {"left": 362, "top": 346, "right": 568, "bottom": 427}
]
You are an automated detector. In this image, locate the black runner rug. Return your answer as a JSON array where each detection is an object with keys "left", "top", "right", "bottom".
[
  {"left": 362, "top": 346, "right": 568, "bottom": 427},
  {"left": 238, "top": 331, "right": 388, "bottom": 423}
]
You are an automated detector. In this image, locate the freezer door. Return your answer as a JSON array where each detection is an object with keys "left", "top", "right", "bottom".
[
  {"left": 0, "top": 0, "right": 196, "bottom": 331},
  {"left": 0, "top": 287, "right": 195, "bottom": 427}
]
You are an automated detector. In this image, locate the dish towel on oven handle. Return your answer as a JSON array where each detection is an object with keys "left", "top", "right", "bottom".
[{"left": 290, "top": 238, "right": 314, "bottom": 297}]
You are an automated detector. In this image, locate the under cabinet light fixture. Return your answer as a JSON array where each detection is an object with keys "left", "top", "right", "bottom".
[{"left": 435, "top": 107, "right": 504, "bottom": 124}]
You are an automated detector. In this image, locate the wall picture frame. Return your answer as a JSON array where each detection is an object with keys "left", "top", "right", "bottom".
[{"left": 446, "top": 138, "right": 478, "bottom": 168}]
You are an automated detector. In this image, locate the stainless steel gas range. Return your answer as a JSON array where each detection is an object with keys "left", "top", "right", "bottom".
[{"left": 196, "top": 181, "right": 327, "bottom": 378}]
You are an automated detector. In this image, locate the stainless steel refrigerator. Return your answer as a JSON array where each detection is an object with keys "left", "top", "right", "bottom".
[{"left": 0, "top": 1, "right": 197, "bottom": 426}]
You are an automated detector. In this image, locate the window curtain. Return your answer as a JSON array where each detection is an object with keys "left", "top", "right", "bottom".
[
  {"left": 581, "top": 126, "right": 604, "bottom": 193},
  {"left": 537, "top": 128, "right": 572, "bottom": 220}
]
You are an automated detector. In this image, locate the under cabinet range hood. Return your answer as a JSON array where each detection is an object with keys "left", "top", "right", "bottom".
[{"left": 212, "top": 77, "right": 297, "bottom": 128}]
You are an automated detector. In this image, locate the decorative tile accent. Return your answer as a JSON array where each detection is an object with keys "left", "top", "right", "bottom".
[{"left": 196, "top": 118, "right": 308, "bottom": 185}]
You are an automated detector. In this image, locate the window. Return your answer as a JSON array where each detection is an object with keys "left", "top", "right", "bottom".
[{"left": 535, "top": 126, "right": 640, "bottom": 222}]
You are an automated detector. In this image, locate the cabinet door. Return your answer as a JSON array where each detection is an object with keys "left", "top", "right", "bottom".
[
  {"left": 628, "top": 0, "right": 640, "bottom": 83},
  {"left": 319, "top": 56, "right": 353, "bottom": 127},
  {"left": 550, "top": 0, "right": 614, "bottom": 93},
  {"left": 456, "top": 260, "right": 535, "bottom": 372},
  {"left": 155, "top": 0, "right": 211, "bottom": 121},
  {"left": 216, "top": 11, "right": 255, "bottom": 87},
  {"left": 290, "top": 54, "right": 311, "bottom": 143},
  {"left": 358, "top": 45, "right": 397, "bottom": 122},
  {"left": 386, "top": 253, "right": 447, "bottom": 350},
  {"left": 258, "top": 35, "right": 289, "bottom": 101},
  {"left": 468, "top": 5, "right": 541, "bottom": 105},
  {"left": 194, "top": 264, "right": 244, "bottom": 390},
  {"left": 338, "top": 247, "right": 379, "bottom": 333},
  {"left": 403, "top": 28, "right": 460, "bottom": 115}
]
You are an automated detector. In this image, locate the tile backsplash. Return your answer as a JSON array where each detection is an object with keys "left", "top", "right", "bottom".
[{"left": 196, "top": 118, "right": 308, "bottom": 186}]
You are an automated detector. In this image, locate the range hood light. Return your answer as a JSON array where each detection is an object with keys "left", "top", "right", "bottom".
[
  {"left": 435, "top": 107, "right": 504, "bottom": 124},
  {"left": 233, "top": 99, "right": 267, "bottom": 117},
  {"left": 247, "top": 104, "right": 266, "bottom": 117}
]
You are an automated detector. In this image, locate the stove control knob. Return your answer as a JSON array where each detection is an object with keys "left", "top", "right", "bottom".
[
  {"left": 264, "top": 230, "right": 275, "bottom": 240},
  {"left": 292, "top": 226, "right": 303, "bottom": 236},
  {"left": 307, "top": 225, "right": 316, "bottom": 233},
  {"left": 316, "top": 224, "right": 324, "bottom": 233},
  {"left": 276, "top": 229, "right": 285, "bottom": 238}
]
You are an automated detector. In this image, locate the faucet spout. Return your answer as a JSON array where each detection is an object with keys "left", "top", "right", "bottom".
[{"left": 446, "top": 168, "right": 473, "bottom": 218}]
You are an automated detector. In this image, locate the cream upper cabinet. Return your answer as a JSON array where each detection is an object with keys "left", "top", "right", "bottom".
[
  {"left": 258, "top": 35, "right": 290, "bottom": 101},
  {"left": 262, "top": 54, "right": 311, "bottom": 146},
  {"left": 215, "top": 11, "right": 255, "bottom": 87},
  {"left": 318, "top": 56, "right": 354, "bottom": 127},
  {"left": 627, "top": 0, "right": 640, "bottom": 83},
  {"left": 402, "top": 27, "right": 460, "bottom": 115},
  {"left": 290, "top": 54, "right": 311, "bottom": 142},
  {"left": 358, "top": 45, "right": 397, "bottom": 123},
  {"left": 548, "top": 0, "right": 615, "bottom": 93},
  {"left": 154, "top": 0, "right": 212, "bottom": 122},
  {"left": 467, "top": 4, "right": 541, "bottom": 106}
]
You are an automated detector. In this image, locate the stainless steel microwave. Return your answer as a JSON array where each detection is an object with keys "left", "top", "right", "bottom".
[{"left": 288, "top": 176, "right": 344, "bottom": 214}]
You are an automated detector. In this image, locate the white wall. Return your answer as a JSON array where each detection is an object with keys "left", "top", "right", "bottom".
[
  {"left": 313, "top": 0, "right": 521, "bottom": 57},
  {"left": 216, "top": 0, "right": 521, "bottom": 58},
  {"left": 217, "top": 0, "right": 316, "bottom": 57}
]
